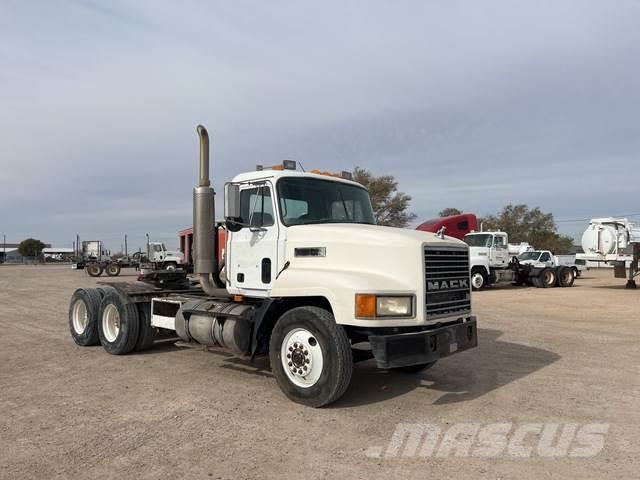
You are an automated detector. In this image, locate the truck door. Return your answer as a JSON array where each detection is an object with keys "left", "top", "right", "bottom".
[
  {"left": 228, "top": 183, "right": 279, "bottom": 293},
  {"left": 491, "top": 234, "right": 509, "bottom": 266},
  {"left": 539, "top": 251, "right": 552, "bottom": 266}
]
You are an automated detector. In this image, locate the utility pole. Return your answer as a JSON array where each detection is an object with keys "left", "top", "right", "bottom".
[
  {"left": 146, "top": 233, "right": 150, "bottom": 260},
  {"left": 3, "top": 234, "right": 5, "bottom": 263},
  {"left": 124, "top": 234, "right": 128, "bottom": 257}
]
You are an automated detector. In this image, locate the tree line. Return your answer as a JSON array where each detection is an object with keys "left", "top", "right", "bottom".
[{"left": 354, "top": 167, "right": 574, "bottom": 254}]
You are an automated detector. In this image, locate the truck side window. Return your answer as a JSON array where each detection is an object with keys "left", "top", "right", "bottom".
[
  {"left": 240, "top": 186, "right": 275, "bottom": 227},
  {"left": 494, "top": 236, "right": 505, "bottom": 248},
  {"left": 539, "top": 252, "right": 551, "bottom": 262}
]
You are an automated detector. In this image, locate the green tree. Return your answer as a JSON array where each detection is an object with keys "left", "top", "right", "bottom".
[
  {"left": 480, "top": 204, "right": 574, "bottom": 254},
  {"left": 18, "top": 238, "right": 46, "bottom": 258},
  {"left": 353, "top": 167, "right": 416, "bottom": 227},
  {"left": 439, "top": 208, "right": 462, "bottom": 217}
]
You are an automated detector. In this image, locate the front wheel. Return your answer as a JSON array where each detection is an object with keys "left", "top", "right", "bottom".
[
  {"left": 471, "top": 269, "right": 487, "bottom": 290},
  {"left": 163, "top": 262, "right": 177, "bottom": 271},
  {"left": 269, "top": 306, "right": 353, "bottom": 407}
]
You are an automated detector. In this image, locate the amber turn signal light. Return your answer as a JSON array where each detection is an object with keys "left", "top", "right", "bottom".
[{"left": 355, "top": 294, "right": 377, "bottom": 318}]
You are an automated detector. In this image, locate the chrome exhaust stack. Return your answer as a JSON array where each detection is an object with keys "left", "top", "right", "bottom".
[{"left": 193, "top": 125, "right": 220, "bottom": 295}]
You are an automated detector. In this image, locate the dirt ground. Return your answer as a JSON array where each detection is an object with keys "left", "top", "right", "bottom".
[{"left": 0, "top": 265, "right": 638, "bottom": 479}]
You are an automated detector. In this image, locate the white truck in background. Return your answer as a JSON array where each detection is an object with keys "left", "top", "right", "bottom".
[
  {"left": 518, "top": 251, "right": 586, "bottom": 278},
  {"left": 72, "top": 240, "right": 122, "bottom": 277},
  {"left": 578, "top": 217, "right": 640, "bottom": 289},
  {"left": 146, "top": 242, "right": 185, "bottom": 271},
  {"left": 465, "top": 231, "right": 576, "bottom": 290}
]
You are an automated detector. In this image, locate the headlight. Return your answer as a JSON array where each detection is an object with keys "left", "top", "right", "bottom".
[
  {"left": 377, "top": 296, "right": 413, "bottom": 317},
  {"left": 355, "top": 294, "right": 414, "bottom": 318}
]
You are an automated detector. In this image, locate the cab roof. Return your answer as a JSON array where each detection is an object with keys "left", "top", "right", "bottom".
[{"left": 230, "top": 169, "right": 366, "bottom": 189}]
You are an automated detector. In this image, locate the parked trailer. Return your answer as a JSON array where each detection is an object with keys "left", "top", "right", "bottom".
[
  {"left": 68, "top": 125, "right": 478, "bottom": 407},
  {"left": 465, "top": 232, "right": 576, "bottom": 290},
  {"left": 578, "top": 217, "right": 640, "bottom": 289}
]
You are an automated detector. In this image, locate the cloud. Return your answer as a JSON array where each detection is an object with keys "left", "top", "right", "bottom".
[{"left": 1, "top": 0, "right": 639, "bottom": 248}]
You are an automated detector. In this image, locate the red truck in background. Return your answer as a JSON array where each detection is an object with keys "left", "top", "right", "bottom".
[
  {"left": 416, "top": 213, "right": 478, "bottom": 240},
  {"left": 179, "top": 225, "right": 226, "bottom": 267}
]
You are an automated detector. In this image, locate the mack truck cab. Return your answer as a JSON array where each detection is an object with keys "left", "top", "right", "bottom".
[{"left": 68, "top": 125, "right": 478, "bottom": 407}]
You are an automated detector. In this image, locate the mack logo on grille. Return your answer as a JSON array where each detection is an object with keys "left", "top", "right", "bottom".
[{"left": 427, "top": 278, "right": 469, "bottom": 291}]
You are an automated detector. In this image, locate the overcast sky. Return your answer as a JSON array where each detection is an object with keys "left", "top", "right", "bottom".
[{"left": 1, "top": 0, "right": 639, "bottom": 251}]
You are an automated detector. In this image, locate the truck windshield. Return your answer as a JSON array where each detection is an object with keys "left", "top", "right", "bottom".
[
  {"left": 464, "top": 234, "right": 493, "bottom": 247},
  {"left": 518, "top": 251, "right": 541, "bottom": 261},
  {"left": 277, "top": 177, "right": 375, "bottom": 226}
]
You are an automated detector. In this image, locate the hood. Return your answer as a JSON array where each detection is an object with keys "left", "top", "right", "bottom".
[
  {"left": 286, "top": 223, "right": 466, "bottom": 249},
  {"left": 283, "top": 223, "right": 467, "bottom": 292}
]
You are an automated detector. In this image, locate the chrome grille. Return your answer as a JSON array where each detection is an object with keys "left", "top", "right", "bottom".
[{"left": 424, "top": 247, "right": 471, "bottom": 320}]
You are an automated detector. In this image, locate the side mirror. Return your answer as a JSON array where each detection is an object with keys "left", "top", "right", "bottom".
[
  {"left": 225, "top": 183, "right": 240, "bottom": 219},
  {"left": 224, "top": 183, "right": 243, "bottom": 232}
]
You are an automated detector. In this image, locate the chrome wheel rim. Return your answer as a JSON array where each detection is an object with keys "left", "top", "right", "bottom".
[
  {"left": 281, "top": 328, "right": 323, "bottom": 388},
  {"left": 471, "top": 273, "right": 484, "bottom": 289}
]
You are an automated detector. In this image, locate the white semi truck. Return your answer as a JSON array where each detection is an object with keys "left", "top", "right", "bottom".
[
  {"left": 518, "top": 251, "right": 586, "bottom": 278},
  {"left": 67, "top": 125, "right": 478, "bottom": 407},
  {"left": 465, "top": 231, "right": 576, "bottom": 290},
  {"left": 146, "top": 242, "right": 185, "bottom": 271},
  {"left": 578, "top": 217, "right": 640, "bottom": 289},
  {"left": 72, "top": 240, "right": 122, "bottom": 277}
]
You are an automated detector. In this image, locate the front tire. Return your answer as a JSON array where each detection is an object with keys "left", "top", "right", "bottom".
[
  {"left": 269, "top": 306, "right": 352, "bottom": 407},
  {"left": 164, "top": 262, "right": 177, "bottom": 271},
  {"left": 98, "top": 289, "right": 140, "bottom": 355},
  {"left": 471, "top": 268, "right": 488, "bottom": 291}
]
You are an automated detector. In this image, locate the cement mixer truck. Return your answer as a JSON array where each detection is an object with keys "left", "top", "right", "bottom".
[
  {"left": 67, "top": 125, "right": 478, "bottom": 407},
  {"left": 578, "top": 217, "right": 640, "bottom": 289}
]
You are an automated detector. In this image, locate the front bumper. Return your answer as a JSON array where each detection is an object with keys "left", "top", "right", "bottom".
[{"left": 368, "top": 316, "right": 477, "bottom": 369}]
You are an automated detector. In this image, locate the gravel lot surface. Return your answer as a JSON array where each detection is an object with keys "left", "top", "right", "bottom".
[{"left": 1, "top": 265, "right": 638, "bottom": 479}]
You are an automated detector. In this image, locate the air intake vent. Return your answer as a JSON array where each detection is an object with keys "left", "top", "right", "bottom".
[{"left": 424, "top": 247, "right": 471, "bottom": 320}]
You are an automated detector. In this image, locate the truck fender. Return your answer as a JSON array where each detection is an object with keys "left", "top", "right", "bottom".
[{"left": 270, "top": 267, "right": 415, "bottom": 326}]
